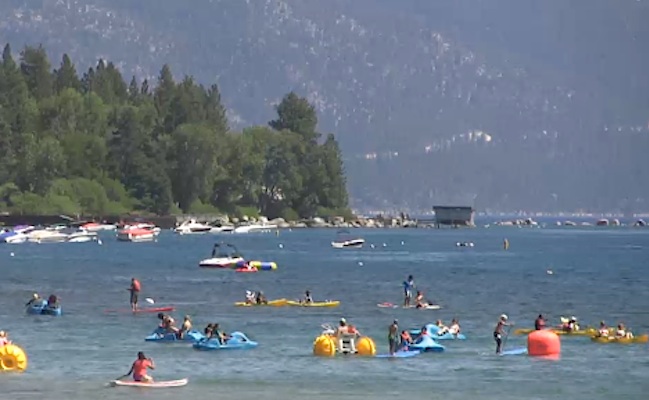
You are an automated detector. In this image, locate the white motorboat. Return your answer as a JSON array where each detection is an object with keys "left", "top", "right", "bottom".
[
  {"left": 174, "top": 219, "right": 213, "bottom": 234},
  {"left": 233, "top": 224, "right": 277, "bottom": 234},
  {"left": 331, "top": 238, "right": 365, "bottom": 249},
  {"left": 209, "top": 224, "right": 235, "bottom": 233},
  {"left": 198, "top": 242, "right": 245, "bottom": 268},
  {"left": 28, "top": 229, "right": 69, "bottom": 244},
  {"left": 81, "top": 222, "right": 117, "bottom": 232},
  {"left": 1, "top": 225, "right": 35, "bottom": 244},
  {"left": 66, "top": 230, "right": 99, "bottom": 243}
]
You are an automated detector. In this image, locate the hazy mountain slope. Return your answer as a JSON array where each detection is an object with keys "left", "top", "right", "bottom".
[{"left": 1, "top": 0, "right": 647, "bottom": 212}]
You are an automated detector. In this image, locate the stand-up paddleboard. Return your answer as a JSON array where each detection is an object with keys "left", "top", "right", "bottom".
[
  {"left": 104, "top": 306, "right": 175, "bottom": 314},
  {"left": 377, "top": 302, "right": 399, "bottom": 308},
  {"left": 110, "top": 378, "right": 188, "bottom": 388},
  {"left": 500, "top": 347, "right": 527, "bottom": 356},
  {"left": 376, "top": 350, "right": 420, "bottom": 358},
  {"left": 403, "top": 304, "right": 441, "bottom": 310}
]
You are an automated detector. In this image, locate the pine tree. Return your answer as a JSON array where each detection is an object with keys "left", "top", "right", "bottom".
[
  {"left": 53, "top": 54, "right": 81, "bottom": 93},
  {"left": 20, "top": 45, "right": 53, "bottom": 100}
]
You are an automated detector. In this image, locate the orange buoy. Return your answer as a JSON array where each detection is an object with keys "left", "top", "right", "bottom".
[{"left": 527, "top": 330, "right": 560, "bottom": 357}]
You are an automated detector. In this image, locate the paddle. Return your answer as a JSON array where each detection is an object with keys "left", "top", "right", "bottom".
[
  {"left": 145, "top": 298, "right": 155, "bottom": 305},
  {"left": 501, "top": 324, "right": 513, "bottom": 352}
]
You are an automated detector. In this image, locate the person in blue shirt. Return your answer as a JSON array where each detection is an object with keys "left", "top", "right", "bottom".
[{"left": 403, "top": 275, "right": 415, "bottom": 307}]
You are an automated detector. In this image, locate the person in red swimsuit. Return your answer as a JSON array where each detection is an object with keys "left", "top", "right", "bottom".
[{"left": 123, "top": 351, "right": 155, "bottom": 382}]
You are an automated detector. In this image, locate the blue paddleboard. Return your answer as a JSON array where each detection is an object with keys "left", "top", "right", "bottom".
[
  {"left": 500, "top": 347, "right": 527, "bottom": 356},
  {"left": 376, "top": 350, "right": 420, "bottom": 358}
]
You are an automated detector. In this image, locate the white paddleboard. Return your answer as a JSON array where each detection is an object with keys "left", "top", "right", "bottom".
[
  {"left": 110, "top": 378, "right": 188, "bottom": 388},
  {"left": 377, "top": 303, "right": 399, "bottom": 308},
  {"left": 402, "top": 304, "right": 441, "bottom": 310}
]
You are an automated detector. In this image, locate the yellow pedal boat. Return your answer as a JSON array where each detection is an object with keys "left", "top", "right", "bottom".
[
  {"left": 514, "top": 327, "right": 596, "bottom": 336},
  {"left": 590, "top": 334, "right": 648, "bottom": 344},
  {"left": 234, "top": 298, "right": 288, "bottom": 307},
  {"left": 286, "top": 300, "right": 340, "bottom": 307}
]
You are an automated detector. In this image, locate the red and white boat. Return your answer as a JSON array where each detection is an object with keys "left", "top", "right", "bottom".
[{"left": 116, "top": 223, "right": 161, "bottom": 242}]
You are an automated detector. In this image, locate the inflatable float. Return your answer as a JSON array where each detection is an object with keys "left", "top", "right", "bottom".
[
  {"left": 192, "top": 332, "right": 257, "bottom": 351},
  {"left": 145, "top": 328, "right": 205, "bottom": 343},
  {"left": 0, "top": 344, "right": 28, "bottom": 372},
  {"left": 247, "top": 261, "right": 278, "bottom": 271},
  {"left": 26, "top": 300, "right": 61, "bottom": 316},
  {"left": 408, "top": 335, "right": 445, "bottom": 353},
  {"left": 313, "top": 333, "right": 376, "bottom": 356},
  {"left": 408, "top": 324, "right": 466, "bottom": 340},
  {"left": 234, "top": 298, "right": 288, "bottom": 307},
  {"left": 286, "top": 300, "right": 340, "bottom": 307},
  {"left": 110, "top": 378, "right": 188, "bottom": 388},
  {"left": 590, "top": 334, "right": 648, "bottom": 344}
]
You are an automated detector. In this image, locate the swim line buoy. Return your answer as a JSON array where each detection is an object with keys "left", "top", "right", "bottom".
[{"left": 0, "top": 344, "right": 28, "bottom": 372}]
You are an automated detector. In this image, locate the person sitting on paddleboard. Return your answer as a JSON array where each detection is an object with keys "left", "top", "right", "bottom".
[
  {"left": 597, "top": 321, "right": 609, "bottom": 337},
  {"left": 0, "top": 330, "right": 11, "bottom": 346},
  {"left": 494, "top": 314, "right": 513, "bottom": 354},
  {"left": 123, "top": 351, "right": 155, "bottom": 382},
  {"left": 245, "top": 291, "right": 255, "bottom": 304},
  {"left": 178, "top": 315, "right": 192, "bottom": 339},
  {"left": 534, "top": 314, "right": 546, "bottom": 330},
  {"left": 25, "top": 293, "right": 41, "bottom": 307},
  {"left": 414, "top": 291, "right": 426, "bottom": 308},
  {"left": 399, "top": 329, "right": 412, "bottom": 350},
  {"left": 303, "top": 290, "right": 313, "bottom": 304},
  {"left": 403, "top": 275, "right": 415, "bottom": 307},
  {"left": 448, "top": 319, "right": 461, "bottom": 336},
  {"left": 388, "top": 320, "right": 399, "bottom": 355},
  {"left": 128, "top": 278, "right": 141, "bottom": 312}
]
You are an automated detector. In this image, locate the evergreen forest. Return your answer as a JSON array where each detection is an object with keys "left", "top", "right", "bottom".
[{"left": 0, "top": 44, "right": 350, "bottom": 220}]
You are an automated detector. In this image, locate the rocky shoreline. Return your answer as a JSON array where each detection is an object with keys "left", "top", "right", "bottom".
[{"left": 177, "top": 214, "right": 424, "bottom": 230}]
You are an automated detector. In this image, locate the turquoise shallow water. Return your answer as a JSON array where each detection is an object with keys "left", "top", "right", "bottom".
[{"left": 1, "top": 226, "right": 649, "bottom": 399}]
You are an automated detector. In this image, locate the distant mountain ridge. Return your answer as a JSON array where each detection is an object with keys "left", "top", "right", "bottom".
[{"left": 1, "top": 0, "right": 647, "bottom": 213}]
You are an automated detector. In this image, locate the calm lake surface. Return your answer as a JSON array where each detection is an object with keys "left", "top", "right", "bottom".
[{"left": 1, "top": 226, "right": 648, "bottom": 399}]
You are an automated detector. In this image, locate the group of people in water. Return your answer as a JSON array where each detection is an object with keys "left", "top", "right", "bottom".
[
  {"left": 155, "top": 312, "right": 233, "bottom": 344},
  {"left": 388, "top": 318, "right": 462, "bottom": 355},
  {"left": 243, "top": 290, "right": 314, "bottom": 305},
  {"left": 25, "top": 293, "right": 60, "bottom": 309},
  {"left": 402, "top": 275, "right": 438, "bottom": 308}
]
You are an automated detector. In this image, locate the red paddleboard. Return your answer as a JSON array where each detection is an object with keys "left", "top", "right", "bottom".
[{"left": 104, "top": 306, "right": 175, "bottom": 314}]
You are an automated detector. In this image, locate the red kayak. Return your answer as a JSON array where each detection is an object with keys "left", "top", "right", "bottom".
[{"left": 104, "top": 306, "right": 175, "bottom": 314}]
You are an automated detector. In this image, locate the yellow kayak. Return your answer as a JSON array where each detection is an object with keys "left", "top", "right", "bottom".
[
  {"left": 514, "top": 327, "right": 596, "bottom": 336},
  {"left": 590, "top": 334, "right": 648, "bottom": 344},
  {"left": 234, "top": 298, "right": 288, "bottom": 307},
  {"left": 286, "top": 300, "right": 340, "bottom": 307}
]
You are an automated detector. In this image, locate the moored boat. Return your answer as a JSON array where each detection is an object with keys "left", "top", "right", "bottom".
[
  {"left": 174, "top": 219, "right": 212, "bottom": 234},
  {"left": 331, "top": 238, "right": 365, "bottom": 249}
]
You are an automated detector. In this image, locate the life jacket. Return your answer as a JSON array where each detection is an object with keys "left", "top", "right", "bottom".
[
  {"left": 347, "top": 325, "right": 357, "bottom": 334},
  {"left": 401, "top": 332, "right": 411, "bottom": 341},
  {"left": 132, "top": 279, "right": 141, "bottom": 291}
]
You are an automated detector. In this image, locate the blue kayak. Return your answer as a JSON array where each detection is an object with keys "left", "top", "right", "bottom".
[
  {"left": 145, "top": 328, "right": 205, "bottom": 343},
  {"left": 408, "top": 335, "right": 445, "bottom": 353},
  {"left": 192, "top": 331, "right": 258, "bottom": 351},
  {"left": 26, "top": 300, "right": 62, "bottom": 316},
  {"left": 376, "top": 350, "right": 420, "bottom": 358},
  {"left": 409, "top": 324, "right": 466, "bottom": 340}
]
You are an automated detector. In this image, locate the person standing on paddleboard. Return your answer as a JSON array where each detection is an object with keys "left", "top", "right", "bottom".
[
  {"left": 388, "top": 320, "right": 399, "bottom": 355},
  {"left": 403, "top": 275, "right": 415, "bottom": 307},
  {"left": 494, "top": 314, "right": 513, "bottom": 354},
  {"left": 122, "top": 351, "right": 155, "bottom": 382},
  {"left": 129, "top": 278, "right": 141, "bottom": 312}
]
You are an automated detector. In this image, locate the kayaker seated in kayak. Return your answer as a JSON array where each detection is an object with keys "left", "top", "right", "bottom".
[
  {"left": 560, "top": 316, "right": 579, "bottom": 332},
  {"left": 534, "top": 314, "right": 546, "bottom": 330},
  {"left": 255, "top": 291, "right": 268, "bottom": 305},
  {"left": 47, "top": 294, "right": 59, "bottom": 308},
  {"left": 123, "top": 351, "right": 155, "bottom": 382},
  {"left": 178, "top": 315, "right": 192, "bottom": 339},
  {"left": 25, "top": 293, "right": 41, "bottom": 307},
  {"left": 0, "top": 330, "right": 11, "bottom": 346},
  {"left": 303, "top": 290, "right": 313, "bottom": 304},
  {"left": 597, "top": 321, "right": 609, "bottom": 337},
  {"left": 336, "top": 318, "right": 360, "bottom": 353},
  {"left": 245, "top": 291, "right": 256, "bottom": 304},
  {"left": 448, "top": 319, "right": 461, "bottom": 335},
  {"left": 615, "top": 323, "right": 634, "bottom": 339}
]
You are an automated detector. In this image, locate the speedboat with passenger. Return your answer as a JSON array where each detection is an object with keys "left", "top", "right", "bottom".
[{"left": 199, "top": 242, "right": 246, "bottom": 268}]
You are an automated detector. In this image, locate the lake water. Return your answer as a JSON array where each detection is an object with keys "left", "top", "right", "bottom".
[{"left": 1, "top": 226, "right": 648, "bottom": 399}]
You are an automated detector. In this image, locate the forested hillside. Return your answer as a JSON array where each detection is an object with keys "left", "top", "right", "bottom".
[
  {"left": 0, "top": 44, "right": 349, "bottom": 219},
  {"left": 1, "top": 1, "right": 648, "bottom": 212}
]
